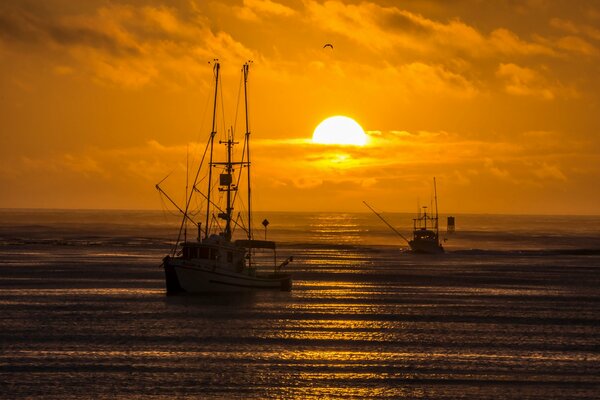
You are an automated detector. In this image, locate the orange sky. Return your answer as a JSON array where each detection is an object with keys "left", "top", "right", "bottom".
[{"left": 1, "top": 0, "right": 599, "bottom": 214}]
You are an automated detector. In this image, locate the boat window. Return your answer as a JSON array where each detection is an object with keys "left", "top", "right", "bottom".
[
  {"left": 183, "top": 247, "right": 190, "bottom": 259},
  {"left": 227, "top": 252, "right": 233, "bottom": 263}
]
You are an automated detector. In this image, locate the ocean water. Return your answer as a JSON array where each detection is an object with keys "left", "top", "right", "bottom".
[{"left": 1, "top": 209, "right": 599, "bottom": 399}]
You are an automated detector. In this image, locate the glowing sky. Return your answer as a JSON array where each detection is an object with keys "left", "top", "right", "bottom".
[{"left": 1, "top": 0, "right": 599, "bottom": 214}]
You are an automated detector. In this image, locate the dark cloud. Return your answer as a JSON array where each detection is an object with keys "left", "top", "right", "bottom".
[
  {"left": 46, "top": 24, "right": 141, "bottom": 57},
  {"left": 0, "top": 8, "right": 44, "bottom": 44},
  {"left": 0, "top": 4, "right": 140, "bottom": 57},
  {"left": 381, "top": 11, "right": 432, "bottom": 35}
]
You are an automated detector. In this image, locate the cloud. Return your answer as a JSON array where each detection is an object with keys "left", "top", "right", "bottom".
[
  {"left": 249, "top": 127, "right": 586, "bottom": 194},
  {"left": 397, "top": 62, "right": 479, "bottom": 98},
  {"left": 0, "top": 5, "right": 140, "bottom": 56},
  {"left": 303, "top": 0, "right": 556, "bottom": 58},
  {"left": 496, "top": 63, "right": 556, "bottom": 99},
  {"left": 0, "top": 3, "right": 255, "bottom": 88},
  {"left": 556, "top": 35, "right": 599, "bottom": 56},
  {"left": 60, "top": 154, "right": 106, "bottom": 177},
  {"left": 533, "top": 162, "right": 567, "bottom": 181},
  {"left": 0, "top": 130, "right": 597, "bottom": 212},
  {"left": 235, "top": 0, "right": 296, "bottom": 21},
  {"left": 488, "top": 28, "right": 556, "bottom": 57},
  {"left": 550, "top": 17, "right": 600, "bottom": 42},
  {"left": 484, "top": 158, "right": 511, "bottom": 180}
]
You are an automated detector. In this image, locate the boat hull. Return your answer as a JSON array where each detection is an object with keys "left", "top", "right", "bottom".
[
  {"left": 409, "top": 239, "right": 444, "bottom": 254},
  {"left": 164, "top": 258, "right": 291, "bottom": 294}
]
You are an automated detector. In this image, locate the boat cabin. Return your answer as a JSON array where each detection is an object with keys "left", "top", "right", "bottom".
[{"left": 413, "top": 229, "right": 438, "bottom": 242}]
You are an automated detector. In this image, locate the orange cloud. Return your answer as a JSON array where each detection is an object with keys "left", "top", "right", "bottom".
[
  {"left": 497, "top": 63, "right": 556, "bottom": 99},
  {"left": 556, "top": 35, "right": 599, "bottom": 56},
  {"left": 0, "top": 128, "right": 597, "bottom": 213},
  {"left": 304, "top": 1, "right": 555, "bottom": 58},
  {"left": 235, "top": 0, "right": 296, "bottom": 21},
  {"left": 0, "top": 3, "right": 255, "bottom": 88}
]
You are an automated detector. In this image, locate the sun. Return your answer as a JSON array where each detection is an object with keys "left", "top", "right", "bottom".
[{"left": 312, "top": 116, "right": 368, "bottom": 146}]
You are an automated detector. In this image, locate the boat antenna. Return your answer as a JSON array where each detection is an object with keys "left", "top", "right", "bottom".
[
  {"left": 205, "top": 59, "right": 220, "bottom": 239},
  {"left": 363, "top": 201, "right": 410, "bottom": 245}
]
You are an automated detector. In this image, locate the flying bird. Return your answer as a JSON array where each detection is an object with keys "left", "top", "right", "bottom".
[{"left": 323, "top": 43, "right": 333, "bottom": 49}]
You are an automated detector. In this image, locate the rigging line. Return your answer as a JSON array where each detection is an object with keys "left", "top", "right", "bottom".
[
  {"left": 242, "top": 62, "right": 252, "bottom": 242},
  {"left": 226, "top": 71, "right": 245, "bottom": 203},
  {"left": 231, "top": 74, "right": 248, "bottom": 208},
  {"left": 227, "top": 66, "right": 249, "bottom": 210},
  {"left": 231, "top": 62, "right": 250, "bottom": 209},
  {"left": 156, "top": 169, "right": 175, "bottom": 187},
  {"left": 219, "top": 71, "right": 226, "bottom": 143},
  {"left": 235, "top": 207, "right": 248, "bottom": 232},
  {"left": 157, "top": 194, "right": 182, "bottom": 249},
  {"left": 157, "top": 191, "right": 179, "bottom": 217},
  {"left": 209, "top": 213, "right": 222, "bottom": 237},
  {"left": 191, "top": 75, "right": 214, "bottom": 168},
  {"left": 231, "top": 125, "right": 247, "bottom": 207},
  {"left": 205, "top": 61, "right": 220, "bottom": 239},
  {"left": 363, "top": 201, "right": 411, "bottom": 245},
  {"left": 192, "top": 185, "right": 250, "bottom": 236},
  {"left": 233, "top": 69, "right": 243, "bottom": 141},
  {"left": 157, "top": 184, "right": 196, "bottom": 225},
  {"left": 231, "top": 212, "right": 242, "bottom": 236},
  {"left": 173, "top": 131, "right": 212, "bottom": 256}
]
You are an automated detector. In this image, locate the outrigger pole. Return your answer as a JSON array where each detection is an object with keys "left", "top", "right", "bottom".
[{"left": 363, "top": 201, "right": 411, "bottom": 245}]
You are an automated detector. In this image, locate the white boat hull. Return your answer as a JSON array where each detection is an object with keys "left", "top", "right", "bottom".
[{"left": 164, "top": 258, "right": 292, "bottom": 294}]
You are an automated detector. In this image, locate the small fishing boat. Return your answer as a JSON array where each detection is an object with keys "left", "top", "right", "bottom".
[
  {"left": 364, "top": 177, "right": 444, "bottom": 254},
  {"left": 158, "top": 61, "right": 292, "bottom": 294}
]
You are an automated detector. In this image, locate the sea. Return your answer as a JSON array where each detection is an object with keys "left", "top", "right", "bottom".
[{"left": 1, "top": 209, "right": 599, "bottom": 399}]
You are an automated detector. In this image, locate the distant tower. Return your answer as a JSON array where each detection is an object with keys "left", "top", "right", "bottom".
[{"left": 447, "top": 216, "right": 455, "bottom": 234}]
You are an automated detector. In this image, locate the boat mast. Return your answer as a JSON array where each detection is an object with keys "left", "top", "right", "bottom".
[
  {"left": 243, "top": 62, "right": 253, "bottom": 267},
  {"left": 222, "top": 132, "right": 235, "bottom": 241},
  {"left": 433, "top": 177, "right": 439, "bottom": 239},
  {"left": 205, "top": 60, "right": 220, "bottom": 239},
  {"left": 243, "top": 62, "right": 252, "bottom": 242}
]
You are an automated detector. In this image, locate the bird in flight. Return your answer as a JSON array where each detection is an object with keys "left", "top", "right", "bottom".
[{"left": 323, "top": 43, "right": 333, "bottom": 49}]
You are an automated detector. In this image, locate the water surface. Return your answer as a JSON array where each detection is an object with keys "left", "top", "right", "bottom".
[{"left": 1, "top": 210, "right": 599, "bottom": 398}]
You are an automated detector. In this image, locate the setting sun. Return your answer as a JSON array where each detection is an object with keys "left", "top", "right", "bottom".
[
  {"left": 312, "top": 116, "right": 368, "bottom": 146},
  {"left": 1, "top": 1, "right": 599, "bottom": 215}
]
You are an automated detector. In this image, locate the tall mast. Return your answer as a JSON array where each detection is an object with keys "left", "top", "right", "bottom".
[
  {"left": 243, "top": 63, "right": 252, "bottom": 242},
  {"left": 433, "top": 177, "right": 439, "bottom": 238},
  {"left": 205, "top": 60, "right": 219, "bottom": 239}
]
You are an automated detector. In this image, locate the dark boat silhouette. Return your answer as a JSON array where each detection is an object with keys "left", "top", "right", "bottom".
[
  {"left": 364, "top": 177, "right": 444, "bottom": 254},
  {"left": 157, "top": 61, "right": 292, "bottom": 293}
]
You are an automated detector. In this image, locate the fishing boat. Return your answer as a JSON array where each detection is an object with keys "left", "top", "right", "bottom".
[
  {"left": 364, "top": 178, "right": 444, "bottom": 254},
  {"left": 157, "top": 61, "right": 292, "bottom": 294}
]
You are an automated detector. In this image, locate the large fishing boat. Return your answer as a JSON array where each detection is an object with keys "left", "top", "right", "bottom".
[
  {"left": 364, "top": 178, "right": 444, "bottom": 254},
  {"left": 158, "top": 61, "right": 292, "bottom": 294}
]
